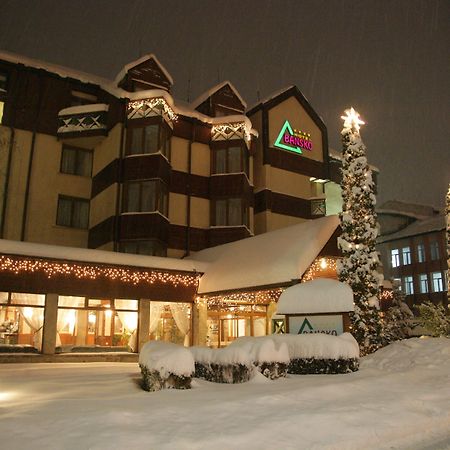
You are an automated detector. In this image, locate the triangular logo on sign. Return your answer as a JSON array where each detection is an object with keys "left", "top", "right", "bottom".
[
  {"left": 274, "top": 120, "right": 303, "bottom": 154},
  {"left": 298, "top": 318, "right": 314, "bottom": 334}
]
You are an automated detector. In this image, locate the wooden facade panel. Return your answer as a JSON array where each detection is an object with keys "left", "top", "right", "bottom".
[
  {"left": 210, "top": 173, "right": 253, "bottom": 201},
  {"left": 92, "top": 159, "right": 120, "bottom": 198},
  {"left": 255, "top": 189, "right": 312, "bottom": 219},
  {"left": 119, "top": 213, "right": 169, "bottom": 242},
  {"left": 318, "top": 228, "right": 341, "bottom": 257},
  {"left": 268, "top": 147, "right": 326, "bottom": 179},
  {"left": 88, "top": 216, "right": 116, "bottom": 249},
  {"left": 170, "top": 171, "right": 210, "bottom": 199},
  {"left": 0, "top": 266, "right": 197, "bottom": 302},
  {"left": 209, "top": 226, "right": 251, "bottom": 247},
  {"left": 122, "top": 154, "right": 171, "bottom": 184},
  {"left": 172, "top": 119, "right": 211, "bottom": 145},
  {"left": 168, "top": 224, "right": 208, "bottom": 252}
]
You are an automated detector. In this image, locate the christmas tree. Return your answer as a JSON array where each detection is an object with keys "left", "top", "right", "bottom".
[
  {"left": 337, "top": 108, "right": 383, "bottom": 355},
  {"left": 382, "top": 286, "right": 414, "bottom": 344}
]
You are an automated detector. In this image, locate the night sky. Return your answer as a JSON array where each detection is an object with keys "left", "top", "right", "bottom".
[{"left": 1, "top": 0, "right": 449, "bottom": 208}]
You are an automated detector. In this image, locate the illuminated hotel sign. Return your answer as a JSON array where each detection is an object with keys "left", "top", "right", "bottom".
[{"left": 274, "top": 120, "right": 313, "bottom": 154}]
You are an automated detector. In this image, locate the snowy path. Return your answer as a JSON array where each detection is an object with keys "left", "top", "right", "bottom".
[{"left": 0, "top": 338, "right": 449, "bottom": 450}]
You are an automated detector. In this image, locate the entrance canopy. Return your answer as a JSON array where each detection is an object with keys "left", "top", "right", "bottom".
[{"left": 277, "top": 279, "right": 354, "bottom": 315}]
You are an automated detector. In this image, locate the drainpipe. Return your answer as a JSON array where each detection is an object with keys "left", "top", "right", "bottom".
[
  {"left": 113, "top": 99, "right": 127, "bottom": 252},
  {"left": 183, "top": 123, "right": 195, "bottom": 257},
  {"left": 21, "top": 73, "right": 45, "bottom": 241},
  {"left": 0, "top": 127, "right": 15, "bottom": 237}
]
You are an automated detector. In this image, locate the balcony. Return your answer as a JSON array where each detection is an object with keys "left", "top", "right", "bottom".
[{"left": 57, "top": 103, "right": 109, "bottom": 144}]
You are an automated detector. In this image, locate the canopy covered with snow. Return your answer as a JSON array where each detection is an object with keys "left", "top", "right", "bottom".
[
  {"left": 189, "top": 215, "right": 340, "bottom": 294},
  {"left": 277, "top": 279, "right": 354, "bottom": 315}
]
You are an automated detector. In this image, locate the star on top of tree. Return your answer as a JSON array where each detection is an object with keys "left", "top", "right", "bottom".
[{"left": 341, "top": 107, "right": 365, "bottom": 132}]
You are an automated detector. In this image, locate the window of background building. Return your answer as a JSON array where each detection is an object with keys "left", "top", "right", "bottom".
[
  {"left": 416, "top": 243, "right": 426, "bottom": 263},
  {"left": 60, "top": 145, "right": 92, "bottom": 177},
  {"left": 127, "top": 124, "right": 170, "bottom": 159},
  {"left": 403, "top": 276, "right": 414, "bottom": 295},
  {"left": 419, "top": 274, "right": 428, "bottom": 294},
  {"left": 70, "top": 90, "right": 97, "bottom": 107},
  {"left": 213, "top": 144, "right": 248, "bottom": 175},
  {"left": 123, "top": 179, "right": 168, "bottom": 216},
  {"left": 402, "top": 246, "right": 411, "bottom": 265},
  {"left": 430, "top": 241, "right": 440, "bottom": 260},
  {"left": 56, "top": 196, "right": 89, "bottom": 229},
  {"left": 432, "top": 272, "right": 444, "bottom": 292},
  {"left": 120, "top": 240, "right": 167, "bottom": 257},
  {"left": 214, "top": 198, "right": 249, "bottom": 227},
  {"left": 391, "top": 249, "right": 400, "bottom": 268},
  {"left": 393, "top": 278, "right": 402, "bottom": 291}
]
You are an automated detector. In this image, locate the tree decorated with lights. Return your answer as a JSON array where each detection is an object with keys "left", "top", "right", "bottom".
[{"left": 337, "top": 108, "right": 383, "bottom": 355}]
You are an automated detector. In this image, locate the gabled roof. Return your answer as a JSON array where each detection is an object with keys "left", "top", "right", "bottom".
[
  {"left": 191, "top": 81, "right": 246, "bottom": 110},
  {"left": 377, "top": 200, "right": 439, "bottom": 220},
  {"left": 114, "top": 53, "right": 173, "bottom": 87},
  {"left": 188, "top": 215, "right": 340, "bottom": 294},
  {"left": 377, "top": 214, "right": 445, "bottom": 243}
]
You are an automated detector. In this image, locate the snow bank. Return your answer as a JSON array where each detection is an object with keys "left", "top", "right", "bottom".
[
  {"left": 277, "top": 279, "right": 354, "bottom": 314},
  {"left": 58, "top": 103, "right": 109, "bottom": 116},
  {"left": 139, "top": 341, "right": 194, "bottom": 378}
]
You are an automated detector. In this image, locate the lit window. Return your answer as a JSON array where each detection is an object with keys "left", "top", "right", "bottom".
[
  {"left": 402, "top": 246, "right": 411, "bottom": 265},
  {"left": 403, "top": 276, "right": 414, "bottom": 295},
  {"left": 123, "top": 179, "right": 168, "bottom": 216},
  {"left": 432, "top": 272, "right": 444, "bottom": 292},
  {"left": 419, "top": 274, "right": 428, "bottom": 293},
  {"left": 430, "top": 241, "right": 440, "bottom": 260},
  {"left": 416, "top": 243, "right": 425, "bottom": 263},
  {"left": 393, "top": 278, "right": 402, "bottom": 291},
  {"left": 120, "top": 240, "right": 167, "bottom": 257},
  {"left": 0, "top": 101, "right": 4, "bottom": 124},
  {"left": 127, "top": 124, "right": 170, "bottom": 158},
  {"left": 56, "top": 196, "right": 89, "bottom": 229},
  {"left": 391, "top": 249, "right": 400, "bottom": 268},
  {"left": 0, "top": 71, "right": 7, "bottom": 124},
  {"left": 213, "top": 145, "right": 248, "bottom": 175},
  {"left": 60, "top": 145, "right": 92, "bottom": 177},
  {"left": 214, "top": 198, "right": 249, "bottom": 227}
]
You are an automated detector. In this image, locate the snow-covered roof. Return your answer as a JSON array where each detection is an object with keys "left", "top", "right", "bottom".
[
  {"left": 0, "top": 239, "right": 208, "bottom": 274},
  {"left": 113, "top": 53, "right": 174, "bottom": 86},
  {"left": 377, "top": 214, "right": 445, "bottom": 243},
  {"left": 247, "top": 85, "right": 295, "bottom": 113},
  {"left": 189, "top": 215, "right": 340, "bottom": 294},
  {"left": 58, "top": 103, "right": 109, "bottom": 116},
  {"left": 377, "top": 200, "right": 439, "bottom": 220},
  {"left": 190, "top": 81, "right": 247, "bottom": 109},
  {"left": 0, "top": 49, "right": 112, "bottom": 88},
  {"left": 276, "top": 279, "right": 354, "bottom": 315}
]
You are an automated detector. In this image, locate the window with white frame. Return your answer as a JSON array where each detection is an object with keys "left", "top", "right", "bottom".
[
  {"left": 402, "top": 246, "right": 411, "bottom": 265},
  {"left": 419, "top": 274, "right": 428, "bottom": 293},
  {"left": 431, "top": 272, "right": 444, "bottom": 292},
  {"left": 391, "top": 249, "right": 400, "bottom": 268},
  {"left": 430, "top": 241, "right": 440, "bottom": 260},
  {"left": 403, "top": 276, "right": 414, "bottom": 295},
  {"left": 416, "top": 243, "right": 425, "bottom": 263}
]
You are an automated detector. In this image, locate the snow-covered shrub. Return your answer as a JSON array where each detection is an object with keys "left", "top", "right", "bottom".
[
  {"left": 190, "top": 346, "right": 253, "bottom": 383},
  {"left": 139, "top": 341, "right": 195, "bottom": 391},
  {"left": 272, "top": 333, "right": 360, "bottom": 374},
  {"left": 382, "top": 288, "right": 414, "bottom": 344},
  {"left": 415, "top": 301, "right": 450, "bottom": 337},
  {"left": 230, "top": 337, "right": 290, "bottom": 379}
]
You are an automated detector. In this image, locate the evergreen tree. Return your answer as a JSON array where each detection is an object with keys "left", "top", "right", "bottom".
[
  {"left": 337, "top": 108, "right": 383, "bottom": 355},
  {"left": 382, "top": 287, "right": 414, "bottom": 344}
]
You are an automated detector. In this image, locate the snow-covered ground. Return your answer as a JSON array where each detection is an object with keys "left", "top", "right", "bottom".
[{"left": 1, "top": 338, "right": 449, "bottom": 450}]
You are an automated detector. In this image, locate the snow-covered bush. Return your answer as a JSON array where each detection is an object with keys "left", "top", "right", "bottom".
[
  {"left": 272, "top": 333, "right": 360, "bottom": 374},
  {"left": 415, "top": 301, "right": 450, "bottom": 337},
  {"left": 382, "top": 288, "right": 414, "bottom": 344},
  {"left": 139, "top": 341, "right": 195, "bottom": 391},
  {"left": 229, "top": 337, "right": 290, "bottom": 379},
  {"left": 190, "top": 346, "right": 253, "bottom": 383}
]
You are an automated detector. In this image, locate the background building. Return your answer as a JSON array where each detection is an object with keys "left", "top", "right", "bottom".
[{"left": 377, "top": 200, "right": 448, "bottom": 310}]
